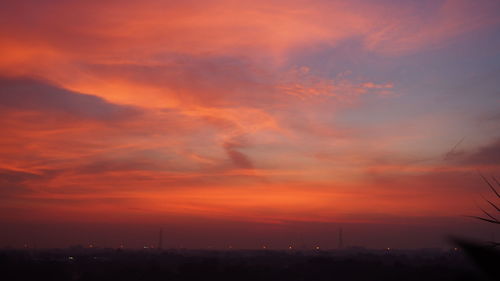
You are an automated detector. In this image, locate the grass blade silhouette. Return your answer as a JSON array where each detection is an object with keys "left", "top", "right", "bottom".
[
  {"left": 478, "top": 207, "right": 498, "bottom": 222},
  {"left": 468, "top": 215, "right": 500, "bottom": 224},
  {"left": 479, "top": 173, "right": 500, "bottom": 198},
  {"left": 484, "top": 198, "right": 500, "bottom": 213}
]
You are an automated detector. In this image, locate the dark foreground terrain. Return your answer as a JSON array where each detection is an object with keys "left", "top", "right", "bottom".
[{"left": 0, "top": 248, "right": 490, "bottom": 281}]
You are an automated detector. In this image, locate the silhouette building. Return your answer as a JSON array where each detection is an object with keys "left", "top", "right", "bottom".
[
  {"left": 158, "top": 228, "right": 163, "bottom": 250},
  {"left": 338, "top": 228, "right": 343, "bottom": 249}
]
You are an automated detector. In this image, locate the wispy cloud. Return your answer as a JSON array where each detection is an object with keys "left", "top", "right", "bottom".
[{"left": 0, "top": 0, "right": 499, "bottom": 233}]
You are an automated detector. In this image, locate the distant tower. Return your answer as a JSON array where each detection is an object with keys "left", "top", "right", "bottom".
[
  {"left": 158, "top": 228, "right": 163, "bottom": 250},
  {"left": 299, "top": 234, "right": 306, "bottom": 251},
  {"left": 338, "top": 228, "right": 343, "bottom": 249}
]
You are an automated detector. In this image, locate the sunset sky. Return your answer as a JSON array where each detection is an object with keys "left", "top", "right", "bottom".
[{"left": 1, "top": 0, "right": 499, "bottom": 249}]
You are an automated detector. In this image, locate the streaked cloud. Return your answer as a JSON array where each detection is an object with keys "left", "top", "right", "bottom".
[{"left": 0, "top": 0, "right": 499, "bottom": 247}]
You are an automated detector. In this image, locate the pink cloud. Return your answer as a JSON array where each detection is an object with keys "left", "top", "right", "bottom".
[{"left": 0, "top": 0, "right": 498, "bottom": 232}]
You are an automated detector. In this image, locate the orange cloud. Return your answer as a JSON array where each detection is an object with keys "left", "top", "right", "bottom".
[{"left": 0, "top": 0, "right": 498, "bottom": 237}]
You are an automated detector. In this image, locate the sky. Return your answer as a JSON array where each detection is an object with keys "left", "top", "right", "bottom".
[{"left": 0, "top": 0, "right": 499, "bottom": 249}]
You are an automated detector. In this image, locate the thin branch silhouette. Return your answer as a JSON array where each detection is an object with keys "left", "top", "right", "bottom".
[
  {"left": 471, "top": 173, "right": 500, "bottom": 232},
  {"left": 479, "top": 172, "right": 500, "bottom": 198}
]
